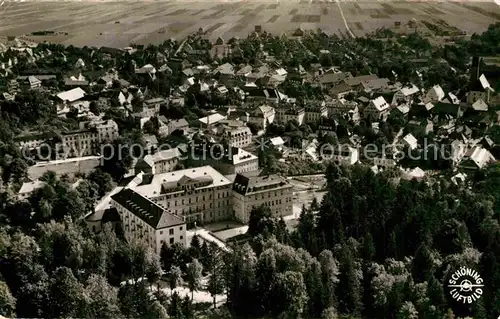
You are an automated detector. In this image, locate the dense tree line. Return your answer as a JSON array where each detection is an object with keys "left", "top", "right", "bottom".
[{"left": 230, "top": 162, "right": 500, "bottom": 319}]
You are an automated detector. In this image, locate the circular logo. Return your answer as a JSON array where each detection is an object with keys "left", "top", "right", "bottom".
[{"left": 447, "top": 267, "right": 484, "bottom": 304}]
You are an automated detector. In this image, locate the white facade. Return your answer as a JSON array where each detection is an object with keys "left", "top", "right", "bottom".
[
  {"left": 467, "top": 90, "right": 500, "bottom": 105},
  {"left": 232, "top": 174, "right": 293, "bottom": 224},
  {"left": 132, "top": 166, "right": 233, "bottom": 224},
  {"left": 225, "top": 126, "right": 253, "bottom": 148},
  {"left": 275, "top": 107, "right": 305, "bottom": 125},
  {"left": 18, "top": 135, "right": 48, "bottom": 150},
  {"left": 232, "top": 148, "right": 259, "bottom": 174},
  {"left": 111, "top": 188, "right": 187, "bottom": 254},
  {"left": 326, "top": 98, "right": 358, "bottom": 116},
  {"left": 364, "top": 97, "right": 390, "bottom": 121},
  {"left": 135, "top": 148, "right": 181, "bottom": 175},
  {"left": 304, "top": 105, "right": 328, "bottom": 124},
  {"left": 248, "top": 105, "right": 275, "bottom": 130},
  {"left": 57, "top": 120, "right": 119, "bottom": 159},
  {"left": 425, "top": 85, "right": 445, "bottom": 103}
]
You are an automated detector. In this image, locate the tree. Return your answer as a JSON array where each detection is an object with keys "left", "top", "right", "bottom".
[
  {"left": 14, "top": 264, "right": 49, "bottom": 318},
  {"left": 337, "top": 244, "right": 363, "bottom": 316},
  {"left": 304, "top": 259, "right": 325, "bottom": 318},
  {"left": 83, "top": 274, "right": 122, "bottom": 318},
  {"left": 181, "top": 295, "right": 194, "bottom": 319},
  {"left": 271, "top": 271, "right": 309, "bottom": 317},
  {"left": 76, "top": 179, "right": 100, "bottom": 212},
  {"left": 186, "top": 259, "right": 203, "bottom": 300},
  {"left": 310, "top": 196, "right": 320, "bottom": 211},
  {"left": 52, "top": 188, "right": 87, "bottom": 220},
  {"left": 146, "top": 250, "right": 163, "bottom": 291},
  {"left": 87, "top": 169, "right": 115, "bottom": 197},
  {"left": 89, "top": 101, "right": 101, "bottom": 115},
  {"left": 207, "top": 244, "right": 226, "bottom": 308},
  {"left": 397, "top": 301, "right": 418, "bottom": 319},
  {"left": 4, "top": 157, "right": 27, "bottom": 184},
  {"left": 228, "top": 243, "right": 258, "bottom": 316},
  {"left": 167, "top": 265, "right": 183, "bottom": 294},
  {"left": 189, "top": 235, "right": 202, "bottom": 260},
  {"left": 319, "top": 249, "right": 340, "bottom": 309},
  {"left": 39, "top": 171, "right": 58, "bottom": 186},
  {"left": 0, "top": 281, "right": 16, "bottom": 317},
  {"left": 48, "top": 267, "right": 86, "bottom": 318},
  {"left": 297, "top": 205, "right": 316, "bottom": 252},
  {"left": 118, "top": 281, "right": 168, "bottom": 318},
  {"left": 38, "top": 218, "right": 86, "bottom": 270},
  {"left": 168, "top": 291, "right": 183, "bottom": 318},
  {"left": 362, "top": 232, "right": 376, "bottom": 262},
  {"left": 248, "top": 205, "right": 276, "bottom": 237},
  {"left": 321, "top": 307, "right": 339, "bottom": 319},
  {"left": 161, "top": 242, "right": 189, "bottom": 273}
]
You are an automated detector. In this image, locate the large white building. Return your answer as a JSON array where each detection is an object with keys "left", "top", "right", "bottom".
[
  {"left": 111, "top": 188, "right": 187, "bottom": 254},
  {"left": 187, "top": 145, "right": 259, "bottom": 175},
  {"left": 223, "top": 125, "right": 253, "bottom": 148},
  {"left": 135, "top": 148, "right": 181, "bottom": 175},
  {"left": 232, "top": 174, "right": 293, "bottom": 224},
  {"left": 132, "top": 166, "right": 233, "bottom": 224},
  {"left": 57, "top": 120, "right": 119, "bottom": 159}
]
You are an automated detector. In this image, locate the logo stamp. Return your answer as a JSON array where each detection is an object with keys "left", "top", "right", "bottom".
[{"left": 447, "top": 267, "right": 484, "bottom": 304}]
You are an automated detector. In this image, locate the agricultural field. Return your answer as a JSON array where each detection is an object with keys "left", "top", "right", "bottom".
[{"left": 0, "top": 0, "right": 498, "bottom": 47}]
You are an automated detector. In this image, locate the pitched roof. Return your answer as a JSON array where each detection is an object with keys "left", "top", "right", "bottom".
[
  {"left": 198, "top": 113, "right": 226, "bottom": 125},
  {"left": 425, "top": 102, "right": 435, "bottom": 111},
  {"left": 232, "top": 174, "right": 291, "bottom": 195},
  {"left": 169, "top": 118, "right": 189, "bottom": 129},
  {"left": 400, "top": 84, "right": 419, "bottom": 96},
  {"left": 18, "top": 180, "right": 45, "bottom": 195},
  {"left": 427, "top": 85, "right": 445, "bottom": 101},
  {"left": 472, "top": 99, "right": 488, "bottom": 111},
  {"left": 361, "top": 78, "right": 390, "bottom": 91},
  {"left": 479, "top": 74, "right": 491, "bottom": 90},
  {"left": 143, "top": 134, "right": 158, "bottom": 146},
  {"left": 319, "top": 71, "right": 351, "bottom": 85},
  {"left": 215, "top": 63, "right": 234, "bottom": 75},
  {"left": 270, "top": 136, "right": 285, "bottom": 146},
  {"left": 57, "top": 87, "right": 86, "bottom": 102},
  {"left": 370, "top": 96, "right": 390, "bottom": 111},
  {"left": 111, "top": 188, "right": 184, "bottom": 229},
  {"left": 345, "top": 74, "right": 379, "bottom": 87},
  {"left": 26, "top": 76, "right": 41, "bottom": 86},
  {"left": 463, "top": 146, "right": 496, "bottom": 169},
  {"left": 433, "top": 101, "right": 463, "bottom": 117},
  {"left": 403, "top": 133, "right": 418, "bottom": 150},
  {"left": 17, "top": 75, "right": 56, "bottom": 81},
  {"left": 64, "top": 79, "right": 89, "bottom": 86},
  {"left": 397, "top": 105, "right": 410, "bottom": 115},
  {"left": 236, "top": 65, "right": 252, "bottom": 75},
  {"left": 330, "top": 82, "right": 352, "bottom": 95}
]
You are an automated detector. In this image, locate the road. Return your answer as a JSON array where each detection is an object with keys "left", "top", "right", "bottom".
[{"left": 335, "top": 0, "right": 355, "bottom": 38}]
